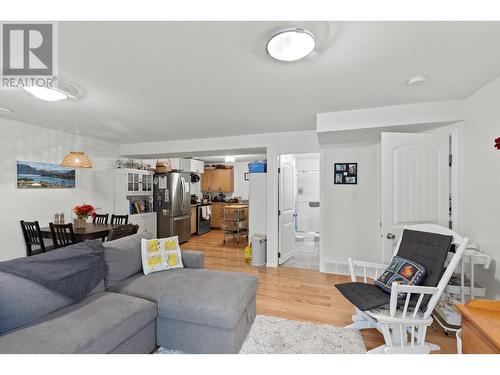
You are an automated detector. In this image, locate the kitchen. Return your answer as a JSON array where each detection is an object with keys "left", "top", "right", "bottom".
[{"left": 150, "top": 154, "right": 267, "bottom": 246}]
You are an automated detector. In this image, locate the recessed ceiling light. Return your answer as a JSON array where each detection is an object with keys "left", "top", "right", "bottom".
[
  {"left": 407, "top": 75, "right": 428, "bottom": 86},
  {"left": 24, "top": 86, "right": 68, "bottom": 101},
  {"left": 266, "top": 28, "right": 315, "bottom": 62},
  {"left": 0, "top": 106, "right": 13, "bottom": 115}
]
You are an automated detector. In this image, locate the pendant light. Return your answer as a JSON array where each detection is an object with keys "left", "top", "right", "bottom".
[{"left": 60, "top": 125, "right": 93, "bottom": 169}]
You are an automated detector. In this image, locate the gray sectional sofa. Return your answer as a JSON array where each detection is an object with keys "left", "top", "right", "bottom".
[{"left": 0, "top": 233, "right": 258, "bottom": 354}]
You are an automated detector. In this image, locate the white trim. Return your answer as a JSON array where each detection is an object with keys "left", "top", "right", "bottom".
[
  {"left": 424, "top": 121, "right": 464, "bottom": 233},
  {"left": 317, "top": 100, "right": 465, "bottom": 133}
]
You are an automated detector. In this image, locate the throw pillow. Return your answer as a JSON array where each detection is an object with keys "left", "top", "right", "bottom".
[
  {"left": 375, "top": 256, "right": 426, "bottom": 298},
  {"left": 141, "top": 236, "right": 184, "bottom": 275}
]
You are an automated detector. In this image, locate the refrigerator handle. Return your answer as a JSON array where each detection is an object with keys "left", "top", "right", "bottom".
[
  {"left": 173, "top": 214, "right": 190, "bottom": 221},
  {"left": 180, "top": 177, "right": 186, "bottom": 212}
]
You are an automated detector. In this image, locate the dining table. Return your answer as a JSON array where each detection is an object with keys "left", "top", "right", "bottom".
[{"left": 39, "top": 223, "right": 120, "bottom": 242}]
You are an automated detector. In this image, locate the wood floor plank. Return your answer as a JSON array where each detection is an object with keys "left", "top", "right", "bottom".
[{"left": 182, "top": 230, "right": 457, "bottom": 353}]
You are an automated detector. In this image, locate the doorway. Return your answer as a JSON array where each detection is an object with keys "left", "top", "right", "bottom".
[{"left": 278, "top": 153, "right": 320, "bottom": 270}]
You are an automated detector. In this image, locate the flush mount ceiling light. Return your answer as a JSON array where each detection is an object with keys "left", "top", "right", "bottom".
[
  {"left": 407, "top": 75, "right": 428, "bottom": 86},
  {"left": 24, "top": 86, "right": 69, "bottom": 101},
  {"left": 0, "top": 106, "right": 13, "bottom": 115},
  {"left": 225, "top": 155, "right": 236, "bottom": 163},
  {"left": 266, "top": 28, "right": 316, "bottom": 62}
]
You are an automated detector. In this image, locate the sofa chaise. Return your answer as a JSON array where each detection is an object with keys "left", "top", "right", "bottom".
[{"left": 0, "top": 233, "right": 258, "bottom": 354}]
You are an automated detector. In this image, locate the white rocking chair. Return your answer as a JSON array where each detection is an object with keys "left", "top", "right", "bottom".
[{"left": 339, "top": 224, "right": 468, "bottom": 354}]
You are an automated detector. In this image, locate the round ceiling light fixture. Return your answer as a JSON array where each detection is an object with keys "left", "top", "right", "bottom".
[
  {"left": 0, "top": 106, "right": 13, "bottom": 115},
  {"left": 24, "top": 86, "right": 69, "bottom": 101},
  {"left": 266, "top": 28, "right": 316, "bottom": 62},
  {"left": 407, "top": 75, "right": 428, "bottom": 86}
]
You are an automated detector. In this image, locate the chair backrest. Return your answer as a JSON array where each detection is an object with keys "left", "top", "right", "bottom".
[
  {"left": 49, "top": 222, "right": 77, "bottom": 248},
  {"left": 92, "top": 213, "right": 109, "bottom": 225},
  {"left": 393, "top": 224, "right": 469, "bottom": 317},
  {"left": 106, "top": 224, "right": 139, "bottom": 242},
  {"left": 111, "top": 214, "right": 129, "bottom": 225},
  {"left": 20, "top": 220, "right": 46, "bottom": 256}
]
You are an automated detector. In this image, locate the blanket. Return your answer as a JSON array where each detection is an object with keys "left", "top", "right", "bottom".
[{"left": 0, "top": 240, "right": 105, "bottom": 302}]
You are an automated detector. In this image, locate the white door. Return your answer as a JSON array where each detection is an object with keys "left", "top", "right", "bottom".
[
  {"left": 278, "top": 155, "right": 296, "bottom": 264},
  {"left": 381, "top": 132, "right": 450, "bottom": 262}
]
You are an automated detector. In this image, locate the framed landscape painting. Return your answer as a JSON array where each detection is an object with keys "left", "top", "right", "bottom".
[{"left": 17, "top": 161, "right": 76, "bottom": 189}]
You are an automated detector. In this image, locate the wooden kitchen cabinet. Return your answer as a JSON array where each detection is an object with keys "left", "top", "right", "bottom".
[
  {"left": 211, "top": 203, "right": 224, "bottom": 228},
  {"left": 200, "top": 169, "right": 213, "bottom": 192},
  {"left": 210, "top": 202, "right": 248, "bottom": 229},
  {"left": 200, "top": 168, "right": 234, "bottom": 193},
  {"left": 219, "top": 169, "right": 234, "bottom": 192}
]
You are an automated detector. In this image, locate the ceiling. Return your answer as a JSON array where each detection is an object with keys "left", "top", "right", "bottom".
[{"left": 2, "top": 21, "right": 500, "bottom": 143}]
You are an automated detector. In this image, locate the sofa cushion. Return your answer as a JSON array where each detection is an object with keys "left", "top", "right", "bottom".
[
  {"left": 110, "top": 268, "right": 258, "bottom": 329},
  {"left": 0, "top": 271, "right": 73, "bottom": 334},
  {"left": 103, "top": 232, "right": 153, "bottom": 288},
  {"left": 0, "top": 292, "right": 156, "bottom": 354}
]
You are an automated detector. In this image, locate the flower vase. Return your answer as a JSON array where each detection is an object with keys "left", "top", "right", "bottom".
[{"left": 73, "top": 218, "right": 87, "bottom": 228}]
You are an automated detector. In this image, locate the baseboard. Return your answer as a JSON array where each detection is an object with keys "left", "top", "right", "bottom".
[{"left": 321, "top": 261, "right": 350, "bottom": 275}]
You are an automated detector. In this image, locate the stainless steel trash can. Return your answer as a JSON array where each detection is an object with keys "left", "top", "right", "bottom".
[{"left": 251, "top": 234, "right": 267, "bottom": 266}]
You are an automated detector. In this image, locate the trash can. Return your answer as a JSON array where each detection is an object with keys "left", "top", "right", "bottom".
[{"left": 251, "top": 234, "right": 267, "bottom": 266}]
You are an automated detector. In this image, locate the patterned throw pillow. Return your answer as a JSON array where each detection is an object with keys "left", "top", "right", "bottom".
[
  {"left": 141, "top": 236, "right": 184, "bottom": 275},
  {"left": 375, "top": 256, "right": 426, "bottom": 298}
]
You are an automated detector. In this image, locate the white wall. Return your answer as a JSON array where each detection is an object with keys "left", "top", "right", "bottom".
[
  {"left": 463, "top": 75, "right": 500, "bottom": 298},
  {"left": 120, "top": 130, "right": 320, "bottom": 267},
  {"left": 232, "top": 161, "right": 249, "bottom": 200},
  {"left": 0, "top": 118, "right": 119, "bottom": 261},
  {"left": 320, "top": 143, "right": 381, "bottom": 273}
]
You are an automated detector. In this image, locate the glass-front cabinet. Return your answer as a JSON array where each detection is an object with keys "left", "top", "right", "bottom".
[
  {"left": 125, "top": 170, "right": 154, "bottom": 194},
  {"left": 142, "top": 173, "right": 153, "bottom": 192}
]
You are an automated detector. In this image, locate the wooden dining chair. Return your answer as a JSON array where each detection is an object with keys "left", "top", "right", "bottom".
[
  {"left": 20, "top": 220, "right": 53, "bottom": 256},
  {"left": 111, "top": 214, "right": 129, "bottom": 225},
  {"left": 106, "top": 224, "right": 139, "bottom": 242},
  {"left": 92, "top": 213, "right": 109, "bottom": 225},
  {"left": 49, "top": 222, "right": 77, "bottom": 248}
]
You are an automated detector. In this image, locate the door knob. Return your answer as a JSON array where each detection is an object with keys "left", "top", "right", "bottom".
[{"left": 386, "top": 233, "right": 396, "bottom": 240}]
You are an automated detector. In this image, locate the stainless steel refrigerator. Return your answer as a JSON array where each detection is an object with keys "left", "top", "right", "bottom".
[{"left": 153, "top": 172, "right": 191, "bottom": 243}]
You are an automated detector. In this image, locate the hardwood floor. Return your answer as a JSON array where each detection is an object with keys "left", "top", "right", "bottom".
[{"left": 181, "top": 230, "right": 457, "bottom": 353}]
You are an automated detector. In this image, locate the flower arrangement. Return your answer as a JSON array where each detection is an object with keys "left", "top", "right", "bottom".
[
  {"left": 73, "top": 204, "right": 96, "bottom": 219},
  {"left": 495, "top": 137, "right": 500, "bottom": 150}
]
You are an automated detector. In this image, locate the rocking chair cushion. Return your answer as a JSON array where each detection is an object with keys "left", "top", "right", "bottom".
[
  {"left": 335, "top": 282, "right": 391, "bottom": 311},
  {"left": 395, "top": 229, "right": 453, "bottom": 288}
]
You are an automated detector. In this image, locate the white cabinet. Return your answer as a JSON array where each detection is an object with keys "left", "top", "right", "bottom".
[
  {"left": 170, "top": 158, "right": 204, "bottom": 173},
  {"left": 129, "top": 213, "right": 157, "bottom": 237},
  {"left": 124, "top": 170, "right": 153, "bottom": 195}
]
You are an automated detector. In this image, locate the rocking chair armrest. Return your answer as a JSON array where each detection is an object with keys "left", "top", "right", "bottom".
[
  {"left": 348, "top": 258, "right": 389, "bottom": 282},
  {"left": 389, "top": 283, "right": 440, "bottom": 318}
]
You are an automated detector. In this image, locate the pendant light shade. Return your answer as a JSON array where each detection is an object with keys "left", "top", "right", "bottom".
[{"left": 60, "top": 151, "right": 93, "bottom": 168}]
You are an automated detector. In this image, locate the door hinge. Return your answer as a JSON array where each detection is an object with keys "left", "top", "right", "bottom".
[
  {"left": 278, "top": 252, "right": 281, "bottom": 258},
  {"left": 278, "top": 210, "right": 281, "bottom": 216},
  {"left": 278, "top": 167, "right": 281, "bottom": 173},
  {"left": 449, "top": 154, "right": 453, "bottom": 167}
]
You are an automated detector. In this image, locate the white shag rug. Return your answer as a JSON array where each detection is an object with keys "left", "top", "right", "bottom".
[{"left": 157, "top": 315, "right": 366, "bottom": 354}]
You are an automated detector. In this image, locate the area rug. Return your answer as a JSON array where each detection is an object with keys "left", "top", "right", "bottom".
[{"left": 157, "top": 315, "right": 366, "bottom": 354}]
